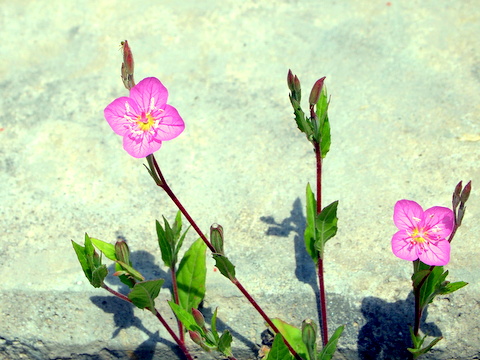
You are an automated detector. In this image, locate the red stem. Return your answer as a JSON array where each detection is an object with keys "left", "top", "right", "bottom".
[
  {"left": 101, "top": 284, "right": 193, "bottom": 360},
  {"left": 314, "top": 141, "right": 328, "bottom": 346},
  {"left": 171, "top": 265, "right": 184, "bottom": 342},
  {"left": 150, "top": 154, "right": 303, "bottom": 360}
]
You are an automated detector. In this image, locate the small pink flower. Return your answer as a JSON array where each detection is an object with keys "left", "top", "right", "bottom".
[
  {"left": 391, "top": 200, "right": 454, "bottom": 266},
  {"left": 104, "top": 77, "right": 185, "bottom": 158}
]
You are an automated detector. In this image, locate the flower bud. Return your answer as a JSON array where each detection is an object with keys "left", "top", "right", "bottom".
[
  {"left": 452, "top": 181, "right": 462, "bottom": 210},
  {"left": 192, "top": 308, "right": 205, "bottom": 328},
  {"left": 309, "top": 77, "right": 326, "bottom": 106},
  {"left": 210, "top": 223, "right": 224, "bottom": 255},
  {"left": 287, "top": 69, "right": 295, "bottom": 92},
  {"left": 115, "top": 239, "right": 131, "bottom": 265},
  {"left": 189, "top": 330, "right": 203, "bottom": 345},
  {"left": 460, "top": 180, "right": 471, "bottom": 205},
  {"left": 302, "top": 319, "right": 317, "bottom": 347},
  {"left": 120, "top": 40, "right": 135, "bottom": 90}
]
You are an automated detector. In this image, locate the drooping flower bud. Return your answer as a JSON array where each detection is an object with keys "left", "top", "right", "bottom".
[
  {"left": 192, "top": 308, "right": 205, "bottom": 328},
  {"left": 189, "top": 330, "right": 203, "bottom": 345},
  {"left": 210, "top": 223, "right": 224, "bottom": 255}
]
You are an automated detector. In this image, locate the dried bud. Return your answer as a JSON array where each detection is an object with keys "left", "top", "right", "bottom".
[
  {"left": 309, "top": 77, "right": 326, "bottom": 106},
  {"left": 192, "top": 308, "right": 205, "bottom": 328},
  {"left": 115, "top": 240, "right": 131, "bottom": 265},
  {"left": 189, "top": 330, "right": 203, "bottom": 345},
  {"left": 210, "top": 223, "right": 224, "bottom": 255}
]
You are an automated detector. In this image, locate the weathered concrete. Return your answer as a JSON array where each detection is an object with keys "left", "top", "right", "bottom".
[{"left": 1, "top": 1, "right": 479, "bottom": 359}]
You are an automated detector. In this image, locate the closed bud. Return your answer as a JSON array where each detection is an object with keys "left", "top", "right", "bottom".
[
  {"left": 120, "top": 40, "right": 135, "bottom": 90},
  {"left": 452, "top": 181, "right": 462, "bottom": 210},
  {"left": 309, "top": 77, "right": 326, "bottom": 106},
  {"left": 189, "top": 330, "right": 203, "bottom": 345},
  {"left": 460, "top": 180, "right": 471, "bottom": 205},
  {"left": 192, "top": 308, "right": 205, "bottom": 328},
  {"left": 210, "top": 224, "right": 224, "bottom": 255},
  {"left": 302, "top": 319, "right": 317, "bottom": 345},
  {"left": 115, "top": 240, "right": 131, "bottom": 265},
  {"left": 287, "top": 70, "right": 295, "bottom": 92}
]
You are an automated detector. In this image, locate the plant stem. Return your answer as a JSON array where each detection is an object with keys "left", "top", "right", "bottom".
[
  {"left": 171, "top": 264, "right": 184, "bottom": 342},
  {"left": 101, "top": 283, "right": 193, "bottom": 360},
  {"left": 150, "top": 154, "right": 303, "bottom": 360},
  {"left": 314, "top": 142, "right": 328, "bottom": 347}
]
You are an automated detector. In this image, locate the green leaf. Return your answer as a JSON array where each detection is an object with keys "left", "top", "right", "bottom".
[
  {"left": 115, "top": 262, "right": 136, "bottom": 288},
  {"left": 439, "top": 281, "right": 468, "bottom": 295},
  {"left": 176, "top": 238, "right": 207, "bottom": 311},
  {"left": 90, "top": 237, "right": 117, "bottom": 261},
  {"left": 271, "top": 318, "right": 308, "bottom": 360},
  {"left": 128, "top": 279, "right": 164, "bottom": 313},
  {"left": 217, "top": 330, "right": 233, "bottom": 357},
  {"left": 408, "top": 328, "right": 443, "bottom": 359},
  {"left": 91, "top": 264, "right": 108, "bottom": 288},
  {"left": 116, "top": 260, "right": 145, "bottom": 281},
  {"left": 168, "top": 301, "right": 202, "bottom": 333},
  {"left": 268, "top": 333, "right": 294, "bottom": 360},
  {"left": 211, "top": 307, "right": 220, "bottom": 342},
  {"left": 212, "top": 254, "right": 236, "bottom": 280},
  {"left": 320, "top": 115, "right": 331, "bottom": 158},
  {"left": 315, "top": 85, "right": 331, "bottom": 158},
  {"left": 157, "top": 218, "right": 174, "bottom": 268},
  {"left": 314, "top": 201, "right": 339, "bottom": 257},
  {"left": 304, "top": 183, "right": 319, "bottom": 264},
  {"left": 71, "top": 240, "right": 91, "bottom": 282},
  {"left": 318, "top": 325, "right": 344, "bottom": 360}
]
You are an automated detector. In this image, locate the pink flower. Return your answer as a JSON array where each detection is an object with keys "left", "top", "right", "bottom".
[
  {"left": 391, "top": 200, "right": 454, "bottom": 266},
  {"left": 104, "top": 77, "right": 185, "bottom": 158}
]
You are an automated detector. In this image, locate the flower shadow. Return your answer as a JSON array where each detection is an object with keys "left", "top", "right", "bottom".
[{"left": 358, "top": 292, "right": 441, "bottom": 360}]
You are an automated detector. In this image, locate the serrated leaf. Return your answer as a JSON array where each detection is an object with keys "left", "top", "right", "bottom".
[
  {"left": 271, "top": 318, "right": 308, "bottom": 360},
  {"left": 168, "top": 301, "right": 203, "bottom": 333},
  {"left": 128, "top": 279, "right": 164, "bottom": 312},
  {"left": 90, "top": 237, "right": 117, "bottom": 261},
  {"left": 91, "top": 264, "right": 108, "bottom": 288},
  {"left": 212, "top": 254, "right": 236, "bottom": 280},
  {"left": 305, "top": 183, "right": 319, "bottom": 264},
  {"left": 71, "top": 240, "right": 91, "bottom": 282},
  {"left": 318, "top": 325, "right": 344, "bottom": 360},
  {"left": 157, "top": 219, "right": 174, "bottom": 268},
  {"left": 217, "top": 330, "right": 233, "bottom": 357},
  {"left": 314, "top": 201, "right": 339, "bottom": 257},
  {"left": 269, "top": 333, "right": 294, "bottom": 360},
  {"left": 177, "top": 238, "right": 207, "bottom": 312}
]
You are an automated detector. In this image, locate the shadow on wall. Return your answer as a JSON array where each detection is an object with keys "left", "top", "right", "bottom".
[{"left": 261, "top": 198, "right": 442, "bottom": 360}]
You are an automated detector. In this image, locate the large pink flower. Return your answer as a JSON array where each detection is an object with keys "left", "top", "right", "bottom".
[
  {"left": 104, "top": 77, "right": 185, "bottom": 158},
  {"left": 391, "top": 200, "right": 454, "bottom": 266}
]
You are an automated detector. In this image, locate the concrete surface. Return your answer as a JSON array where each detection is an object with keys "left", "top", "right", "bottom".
[{"left": 1, "top": 0, "right": 479, "bottom": 359}]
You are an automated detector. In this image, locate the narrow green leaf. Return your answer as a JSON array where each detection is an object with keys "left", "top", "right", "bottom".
[
  {"left": 116, "top": 260, "right": 145, "bottom": 281},
  {"left": 269, "top": 333, "right": 294, "bottom": 360},
  {"left": 271, "top": 318, "right": 308, "bottom": 360},
  {"left": 157, "top": 219, "right": 174, "bottom": 268},
  {"left": 71, "top": 240, "right": 91, "bottom": 282},
  {"left": 408, "top": 336, "right": 443, "bottom": 358},
  {"left": 115, "top": 262, "right": 136, "bottom": 288},
  {"left": 314, "top": 201, "right": 339, "bottom": 257},
  {"left": 439, "top": 281, "right": 468, "bottom": 295},
  {"left": 217, "top": 330, "right": 233, "bottom": 357},
  {"left": 304, "top": 183, "right": 319, "bottom": 264},
  {"left": 315, "top": 85, "right": 331, "bottom": 158},
  {"left": 318, "top": 325, "right": 344, "bottom": 360},
  {"left": 128, "top": 279, "right": 164, "bottom": 312},
  {"left": 90, "top": 237, "right": 117, "bottom": 261},
  {"left": 211, "top": 307, "right": 220, "bottom": 342},
  {"left": 411, "top": 270, "right": 432, "bottom": 288},
  {"left": 176, "top": 238, "right": 207, "bottom": 311},
  {"left": 320, "top": 115, "right": 331, "bottom": 158},
  {"left": 168, "top": 301, "right": 203, "bottom": 333},
  {"left": 212, "top": 254, "right": 236, "bottom": 280}
]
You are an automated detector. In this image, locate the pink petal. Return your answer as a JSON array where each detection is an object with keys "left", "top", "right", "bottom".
[
  {"left": 130, "top": 77, "right": 168, "bottom": 112},
  {"left": 104, "top": 97, "right": 140, "bottom": 136},
  {"left": 154, "top": 104, "right": 185, "bottom": 141},
  {"left": 423, "top": 206, "right": 454, "bottom": 238},
  {"left": 391, "top": 230, "right": 419, "bottom": 261},
  {"left": 123, "top": 134, "right": 162, "bottom": 158},
  {"left": 418, "top": 239, "right": 450, "bottom": 266},
  {"left": 393, "top": 200, "right": 424, "bottom": 230}
]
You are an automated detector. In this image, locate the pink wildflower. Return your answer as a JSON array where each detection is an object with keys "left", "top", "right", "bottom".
[
  {"left": 391, "top": 200, "right": 454, "bottom": 266},
  {"left": 104, "top": 77, "right": 185, "bottom": 158}
]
